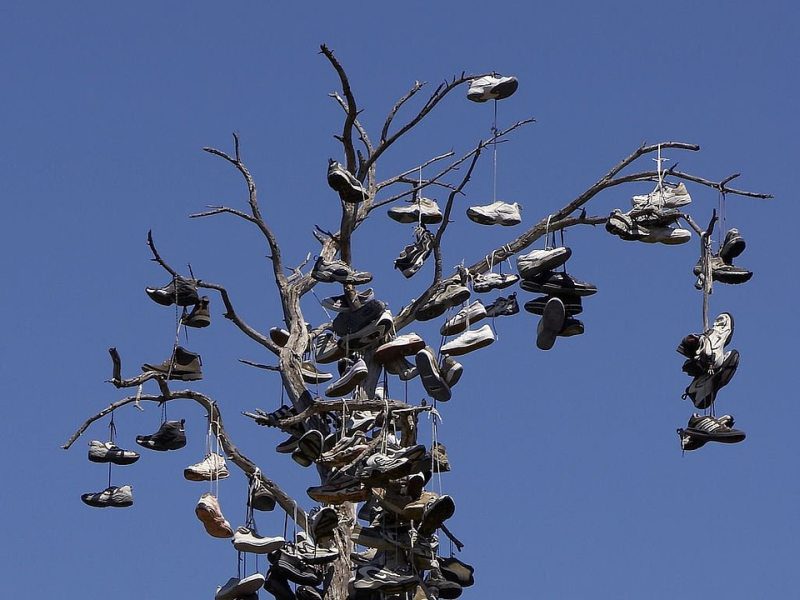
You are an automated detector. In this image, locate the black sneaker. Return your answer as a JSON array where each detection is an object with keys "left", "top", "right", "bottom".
[
  {"left": 145, "top": 276, "right": 199, "bottom": 307},
  {"left": 311, "top": 256, "right": 372, "bottom": 285},
  {"left": 320, "top": 288, "right": 374, "bottom": 312},
  {"left": 719, "top": 228, "right": 746, "bottom": 264},
  {"left": 439, "top": 557, "right": 475, "bottom": 587},
  {"left": 524, "top": 294, "right": 582, "bottom": 316},
  {"left": 268, "top": 547, "right": 322, "bottom": 586},
  {"left": 263, "top": 568, "right": 296, "bottom": 600},
  {"left": 182, "top": 296, "right": 211, "bottom": 328},
  {"left": 394, "top": 228, "right": 434, "bottom": 278},
  {"left": 353, "top": 564, "right": 418, "bottom": 592},
  {"left": 136, "top": 419, "right": 186, "bottom": 451},
  {"left": 520, "top": 271, "right": 597, "bottom": 297},
  {"left": 296, "top": 586, "right": 323, "bottom": 600},
  {"left": 327, "top": 159, "right": 367, "bottom": 203},
  {"left": 559, "top": 317, "right": 584, "bottom": 337},
  {"left": 293, "top": 430, "right": 323, "bottom": 466},
  {"left": 536, "top": 297, "right": 565, "bottom": 351},
  {"left": 425, "top": 571, "right": 463, "bottom": 599},
  {"left": 485, "top": 292, "right": 520, "bottom": 317},
  {"left": 678, "top": 413, "right": 745, "bottom": 448},
  {"left": 693, "top": 255, "right": 752, "bottom": 285},
  {"left": 418, "top": 495, "right": 455, "bottom": 536},
  {"left": 333, "top": 299, "right": 386, "bottom": 339},
  {"left": 141, "top": 346, "right": 203, "bottom": 381},
  {"left": 683, "top": 349, "right": 740, "bottom": 409},
  {"left": 416, "top": 280, "right": 471, "bottom": 321}
]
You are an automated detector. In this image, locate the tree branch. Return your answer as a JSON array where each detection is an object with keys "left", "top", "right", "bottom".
[
  {"left": 320, "top": 44, "right": 358, "bottom": 174},
  {"left": 380, "top": 80, "right": 425, "bottom": 144},
  {"left": 146, "top": 230, "right": 178, "bottom": 277}
]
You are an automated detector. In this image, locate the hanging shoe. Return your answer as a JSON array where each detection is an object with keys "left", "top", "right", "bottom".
[
  {"left": 415, "top": 346, "right": 451, "bottom": 402},
  {"left": 327, "top": 159, "right": 367, "bottom": 203},
  {"left": 719, "top": 228, "right": 746, "bottom": 263},
  {"left": 678, "top": 413, "right": 745, "bottom": 449},
  {"left": 374, "top": 333, "right": 425, "bottom": 364},
  {"left": 440, "top": 324, "right": 495, "bottom": 356},
  {"left": 182, "top": 296, "right": 211, "bottom": 328},
  {"left": 418, "top": 494, "right": 456, "bottom": 536},
  {"left": 683, "top": 349, "right": 739, "bottom": 409},
  {"left": 307, "top": 472, "right": 368, "bottom": 504},
  {"left": 141, "top": 346, "right": 202, "bottom": 381},
  {"left": 293, "top": 430, "right": 324, "bottom": 467},
  {"left": 471, "top": 272, "right": 519, "bottom": 293},
  {"left": 695, "top": 312, "right": 734, "bottom": 371},
  {"left": 466, "top": 201, "right": 522, "bottom": 226},
  {"left": 325, "top": 358, "right": 368, "bottom": 397},
  {"left": 559, "top": 317, "right": 585, "bottom": 337},
  {"left": 440, "top": 300, "right": 487, "bottom": 336},
  {"left": 439, "top": 557, "right": 475, "bottom": 588},
  {"left": 296, "top": 586, "right": 324, "bottom": 600},
  {"left": 269, "top": 547, "right": 323, "bottom": 586},
  {"left": 145, "top": 275, "right": 199, "bottom": 307},
  {"left": 536, "top": 297, "right": 566, "bottom": 351},
  {"left": 485, "top": 292, "right": 519, "bottom": 317},
  {"left": 320, "top": 288, "right": 374, "bottom": 312},
  {"left": 183, "top": 452, "right": 229, "bottom": 481},
  {"left": 394, "top": 228, "right": 434, "bottom": 278},
  {"left": 136, "top": 419, "right": 186, "bottom": 451},
  {"left": 524, "top": 294, "right": 582, "bottom": 316},
  {"left": 416, "top": 280, "right": 471, "bottom": 321},
  {"left": 318, "top": 431, "right": 369, "bottom": 467},
  {"left": 300, "top": 362, "right": 333, "bottom": 384},
  {"left": 631, "top": 182, "right": 692, "bottom": 209},
  {"left": 314, "top": 332, "right": 346, "bottom": 364},
  {"left": 195, "top": 492, "right": 233, "bottom": 538},
  {"left": 310, "top": 506, "right": 339, "bottom": 543},
  {"left": 519, "top": 271, "right": 597, "bottom": 297},
  {"left": 693, "top": 255, "right": 753, "bottom": 284},
  {"left": 467, "top": 75, "right": 518, "bottom": 102},
  {"left": 231, "top": 526, "right": 285, "bottom": 554},
  {"left": 388, "top": 197, "right": 443, "bottom": 224},
  {"left": 263, "top": 568, "right": 296, "bottom": 600},
  {"left": 432, "top": 442, "right": 451, "bottom": 472},
  {"left": 81, "top": 485, "right": 133, "bottom": 508},
  {"left": 311, "top": 256, "right": 373, "bottom": 285},
  {"left": 440, "top": 355, "right": 463, "bottom": 388},
  {"left": 294, "top": 531, "right": 340, "bottom": 564},
  {"left": 87, "top": 440, "right": 140, "bottom": 465},
  {"left": 353, "top": 564, "right": 419, "bottom": 592},
  {"left": 639, "top": 225, "right": 692, "bottom": 245},
  {"left": 605, "top": 209, "right": 651, "bottom": 241},
  {"left": 215, "top": 574, "right": 266, "bottom": 600},
  {"left": 385, "top": 356, "right": 419, "bottom": 381},
  {"left": 516, "top": 246, "right": 572, "bottom": 280}
]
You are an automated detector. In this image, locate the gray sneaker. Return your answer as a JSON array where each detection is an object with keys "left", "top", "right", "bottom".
[
  {"left": 467, "top": 201, "right": 522, "bottom": 226},
  {"left": 516, "top": 246, "right": 571, "bottom": 280},
  {"left": 485, "top": 292, "right": 519, "bottom": 318},
  {"left": 417, "top": 281, "right": 471, "bottom": 321},
  {"left": 471, "top": 272, "right": 519, "bottom": 293},
  {"left": 88, "top": 441, "right": 140, "bottom": 465},
  {"left": 327, "top": 159, "right": 367, "bottom": 203},
  {"left": 440, "top": 355, "right": 463, "bottom": 388},
  {"left": 81, "top": 485, "right": 133, "bottom": 508},
  {"left": 388, "top": 197, "right": 443, "bottom": 224},
  {"left": 325, "top": 358, "right": 368, "bottom": 397},
  {"left": 631, "top": 182, "right": 692, "bottom": 209},
  {"left": 440, "top": 300, "right": 487, "bottom": 336},
  {"left": 231, "top": 527, "right": 285, "bottom": 554},
  {"left": 415, "top": 347, "right": 451, "bottom": 402},
  {"left": 311, "top": 256, "right": 372, "bottom": 285}
]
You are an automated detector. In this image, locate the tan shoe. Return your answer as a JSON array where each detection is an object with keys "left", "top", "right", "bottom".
[{"left": 195, "top": 492, "right": 233, "bottom": 538}]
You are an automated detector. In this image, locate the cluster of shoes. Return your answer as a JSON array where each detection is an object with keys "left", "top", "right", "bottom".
[
  {"left": 676, "top": 312, "right": 745, "bottom": 451},
  {"left": 512, "top": 245, "right": 597, "bottom": 350},
  {"left": 606, "top": 182, "right": 693, "bottom": 245},
  {"left": 141, "top": 275, "right": 209, "bottom": 381}
]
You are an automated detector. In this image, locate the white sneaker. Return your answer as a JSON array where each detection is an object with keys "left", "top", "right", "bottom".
[
  {"left": 440, "top": 301, "right": 487, "bottom": 336},
  {"left": 631, "top": 182, "right": 692, "bottom": 209},
  {"left": 231, "top": 526, "right": 285, "bottom": 554},
  {"left": 325, "top": 358, "right": 369, "bottom": 397},
  {"left": 388, "top": 197, "right": 443, "bottom": 224},
  {"left": 467, "top": 75, "right": 519, "bottom": 102},
  {"left": 216, "top": 574, "right": 266, "bottom": 600},
  {"left": 467, "top": 201, "right": 521, "bottom": 226},
  {"left": 440, "top": 324, "right": 495, "bottom": 356},
  {"left": 184, "top": 453, "right": 229, "bottom": 481},
  {"left": 639, "top": 225, "right": 692, "bottom": 245},
  {"left": 471, "top": 272, "right": 519, "bottom": 293},
  {"left": 516, "top": 247, "right": 571, "bottom": 279}
]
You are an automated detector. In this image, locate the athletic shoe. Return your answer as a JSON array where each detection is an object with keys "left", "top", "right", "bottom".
[
  {"left": 536, "top": 297, "right": 566, "bottom": 351},
  {"left": 676, "top": 333, "right": 701, "bottom": 359},
  {"left": 313, "top": 331, "right": 345, "bottom": 364},
  {"left": 311, "top": 256, "right": 372, "bottom": 285},
  {"left": 333, "top": 299, "right": 387, "bottom": 340},
  {"left": 519, "top": 271, "right": 597, "bottom": 297},
  {"left": 440, "top": 324, "right": 495, "bottom": 356},
  {"left": 524, "top": 294, "right": 582, "bottom": 316},
  {"left": 269, "top": 547, "right": 322, "bottom": 586},
  {"left": 87, "top": 441, "right": 140, "bottom": 465},
  {"left": 419, "top": 495, "right": 456, "bottom": 536},
  {"left": 639, "top": 225, "right": 692, "bottom": 245},
  {"left": 346, "top": 411, "right": 379, "bottom": 433},
  {"left": 296, "top": 586, "right": 322, "bottom": 600},
  {"left": 425, "top": 572, "right": 463, "bottom": 599},
  {"left": 415, "top": 346, "right": 451, "bottom": 402},
  {"left": 631, "top": 182, "right": 692, "bottom": 209},
  {"left": 353, "top": 564, "right": 419, "bottom": 592},
  {"left": 215, "top": 574, "right": 265, "bottom": 600},
  {"left": 385, "top": 356, "right": 419, "bottom": 381},
  {"left": 195, "top": 492, "right": 233, "bottom": 538},
  {"left": 293, "top": 430, "right": 324, "bottom": 466},
  {"left": 374, "top": 333, "right": 425, "bottom": 364},
  {"left": 294, "top": 531, "right": 340, "bottom": 564},
  {"left": 416, "top": 281, "right": 471, "bottom": 321},
  {"left": 136, "top": 419, "right": 186, "bottom": 451},
  {"left": 318, "top": 431, "right": 369, "bottom": 467},
  {"left": 310, "top": 506, "right": 339, "bottom": 542},
  {"left": 248, "top": 475, "right": 276, "bottom": 511},
  {"left": 439, "top": 557, "right": 475, "bottom": 587},
  {"left": 440, "top": 300, "right": 487, "bottom": 336},
  {"left": 300, "top": 362, "right": 333, "bottom": 384},
  {"left": 628, "top": 205, "right": 682, "bottom": 227},
  {"left": 605, "top": 209, "right": 650, "bottom": 241},
  {"left": 467, "top": 75, "right": 518, "bottom": 102},
  {"left": 263, "top": 568, "right": 295, "bottom": 600},
  {"left": 516, "top": 246, "right": 571, "bottom": 280},
  {"left": 395, "top": 228, "right": 434, "bottom": 278},
  {"left": 141, "top": 346, "right": 202, "bottom": 381},
  {"left": 440, "top": 355, "right": 463, "bottom": 388},
  {"left": 269, "top": 327, "right": 291, "bottom": 347},
  {"left": 695, "top": 312, "right": 734, "bottom": 371},
  {"left": 683, "top": 349, "right": 739, "bottom": 409},
  {"left": 231, "top": 527, "right": 285, "bottom": 554},
  {"left": 183, "top": 453, "right": 229, "bottom": 481},
  {"left": 327, "top": 159, "right": 367, "bottom": 203},
  {"left": 307, "top": 473, "right": 368, "bottom": 504},
  {"left": 182, "top": 296, "right": 211, "bottom": 328},
  {"left": 320, "top": 288, "right": 374, "bottom": 312},
  {"left": 388, "top": 197, "right": 443, "bottom": 224},
  {"left": 693, "top": 255, "right": 753, "bottom": 285},
  {"left": 471, "top": 272, "right": 519, "bottom": 293},
  {"left": 559, "top": 317, "right": 584, "bottom": 337},
  {"left": 325, "top": 358, "right": 368, "bottom": 397},
  {"left": 719, "top": 228, "right": 746, "bottom": 264},
  {"left": 485, "top": 292, "right": 519, "bottom": 317},
  {"left": 466, "top": 201, "right": 522, "bottom": 226},
  {"left": 678, "top": 413, "right": 745, "bottom": 449},
  {"left": 81, "top": 485, "right": 133, "bottom": 508},
  {"left": 356, "top": 450, "right": 420, "bottom": 482},
  {"left": 432, "top": 442, "right": 451, "bottom": 472},
  {"left": 145, "top": 276, "right": 199, "bottom": 307}
]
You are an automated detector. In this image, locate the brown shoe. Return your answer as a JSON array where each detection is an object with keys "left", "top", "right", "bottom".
[
  {"left": 195, "top": 492, "right": 233, "bottom": 538},
  {"left": 142, "top": 346, "right": 203, "bottom": 381}
]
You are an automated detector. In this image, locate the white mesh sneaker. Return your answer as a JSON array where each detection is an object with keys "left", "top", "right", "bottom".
[
  {"left": 466, "top": 201, "right": 522, "bottom": 226},
  {"left": 387, "top": 197, "right": 443, "bottom": 224},
  {"left": 631, "top": 182, "right": 692, "bottom": 209},
  {"left": 184, "top": 453, "right": 230, "bottom": 481},
  {"left": 467, "top": 75, "right": 519, "bottom": 102}
]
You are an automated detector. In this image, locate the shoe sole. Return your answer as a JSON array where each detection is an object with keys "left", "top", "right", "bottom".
[
  {"left": 419, "top": 496, "right": 456, "bottom": 536},
  {"left": 537, "top": 298, "right": 566, "bottom": 350}
]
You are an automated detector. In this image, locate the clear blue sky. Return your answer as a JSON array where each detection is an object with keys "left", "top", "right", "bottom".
[{"left": 1, "top": 1, "right": 797, "bottom": 598}]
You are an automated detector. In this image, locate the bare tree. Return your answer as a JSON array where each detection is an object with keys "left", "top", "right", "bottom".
[{"left": 64, "top": 44, "right": 770, "bottom": 600}]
